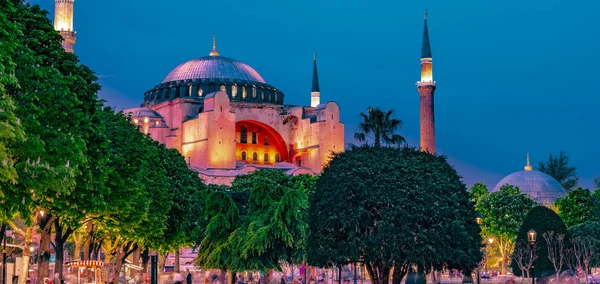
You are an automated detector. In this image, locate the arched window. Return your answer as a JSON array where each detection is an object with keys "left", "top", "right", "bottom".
[
  {"left": 264, "top": 153, "right": 269, "bottom": 163},
  {"left": 198, "top": 88, "right": 203, "bottom": 97},
  {"left": 220, "top": 85, "right": 226, "bottom": 91},
  {"left": 252, "top": 152, "right": 258, "bottom": 162},
  {"left": 252, "top": 132, "right": 257, "bottom": 144},
  {"left": 252, "top": 86, "right": 256, "bottom": 98},
  {"left": 275, "top": 153, "right": 281, "bottom": 163},
  {"left": 240, "top": 126, "right": 248, "bottom": 144},
  {"left": 264, "top": 137, "right": 269, "bottom": 146},
  {"left": 232, "top": 84, "right": 237, "bottom": 97},
  {"left": 241, "top": 152, "right": 247, "bottom": 161},
  {"left": 242, "top": 86, "right": 247, "bottom": 99},
  {"left": 188, "top": 83, "right": 192, "bottom": 96}
]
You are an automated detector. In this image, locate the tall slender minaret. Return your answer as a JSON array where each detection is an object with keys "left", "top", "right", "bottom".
[
  {"left": 311, "top": 52, "right": 321, "bottom": 107},
  {"left": 54, "top": 0, "right": 76, "bottom": 53},
  {"left": 417, "top": 10, "right": 436, "bottom": 153}
]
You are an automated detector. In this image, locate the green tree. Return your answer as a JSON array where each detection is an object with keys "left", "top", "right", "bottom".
[
  {"left": 555, "top": 188, "right": 600, "bottom": 227},
  {"left": 308, "top": 146, "right": 481, "bottom": 284},
  {"left": 353, "top": 107, "right": 406, "bottom": 147},
  {"left": 537, "top": 151, "right": 579, "bottom": 191},
  {"left": 568, "top": 221, "right": 600, "bottom": 268},
  {"left": 469, "top": 181, "right": 489, "bottom": 205},
  {"left": 0, "top": 1, "right": 26, "bottom": 190},
  {"left": 476, "top": 184, "right": 536, "bottom": 275},
  {"left": 197, "top": 170, "right": 311, "bottom": 283},
  {"left": 594, "top": 175, "right": 600, "bottom": 190},
  {"left": 511, "top": 206, "right": 570, "bottom": 278}
]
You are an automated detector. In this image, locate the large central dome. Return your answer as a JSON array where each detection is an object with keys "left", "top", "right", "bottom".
[{"left": 162, "top": 56, "right": 266, "bottom": 84}]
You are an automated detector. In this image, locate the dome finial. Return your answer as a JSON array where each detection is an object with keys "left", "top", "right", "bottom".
[
  {"left": 524, "top": 152, "right": 533, "bottom": 171},
  {"left": 210, "top": 34, "right": 220, "bottom": 57}
]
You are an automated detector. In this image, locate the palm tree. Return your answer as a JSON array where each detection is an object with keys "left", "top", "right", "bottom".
[{"left": 354, "top": 107, "right": 406, "bottom": 147}]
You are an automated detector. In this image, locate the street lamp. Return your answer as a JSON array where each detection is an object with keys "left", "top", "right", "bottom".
[
  {"left": 476, "top": 213, "right": 483, "bottom": 225},
  {"left": 528, "top": 229, "right": 537, "bottom": 284}
]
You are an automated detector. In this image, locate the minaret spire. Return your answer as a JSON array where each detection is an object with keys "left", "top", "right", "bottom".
[
  {"left": 210, "top": 34, "right": 220, "bottom": 57},
  {"left": 311, "top": 52, "right": 321, "bottom": 107},
  {"left": 53, "top": 0, "right": 76, "bottom": 53},
  {"left": 524, "top": 152, "right": 533, "bottom": 171},
  {"left": 418, "top": 10, "right": 436, "bottom": 153}
]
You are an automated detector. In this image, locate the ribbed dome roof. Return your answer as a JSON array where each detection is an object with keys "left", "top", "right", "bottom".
[
  {"left": 492, "top": 170, "right": 566, "bottom": 205},
  {"left": 162, "top": 56, "right": 266, "bottom": 84}
]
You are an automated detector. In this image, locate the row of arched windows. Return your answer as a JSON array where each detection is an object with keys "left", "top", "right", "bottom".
[
  {"left": 240, "top": 152, "right": 281, "bottom": 163},
  {"left": 145, "top": 82, "right": 282, "bottom": 104},
  {"left": 240, "top": 126, "right": 268, "bottom": 145}
]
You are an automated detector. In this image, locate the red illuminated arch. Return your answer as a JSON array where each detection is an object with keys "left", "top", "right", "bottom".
[{"left": 235, "top": 120, "right": 288, "bottom": 164}]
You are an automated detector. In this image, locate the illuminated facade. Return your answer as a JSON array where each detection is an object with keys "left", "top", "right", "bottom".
[
  {"left": 418, "top": 11, "right": 436, "bottom": 153},
  {"left": 124, "top": 38, "right": 344, "bottom": 185},
  {"left": 54, "top": 0, "right": 76, "bottom": 53}
]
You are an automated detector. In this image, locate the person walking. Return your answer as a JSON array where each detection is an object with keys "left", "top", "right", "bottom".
[{"left": 186, "top": 269, "right": 193, "bottom": 284}]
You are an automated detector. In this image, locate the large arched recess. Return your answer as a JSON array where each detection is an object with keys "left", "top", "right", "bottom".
[{"left": 235, "top": 120, "right": 288, "bottom": 164}]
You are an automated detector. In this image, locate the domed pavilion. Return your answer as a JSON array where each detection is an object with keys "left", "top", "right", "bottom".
[
  {"left": 124, "top": 36, "right": 345, "bottom": 185},
  {"left": 492, "top": 154, "right": 567, "bottom": 205}
]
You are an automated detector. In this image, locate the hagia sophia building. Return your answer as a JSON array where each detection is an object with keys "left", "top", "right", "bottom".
[{"left": 52, "top": 0, "right": 567, "bottom": 202}]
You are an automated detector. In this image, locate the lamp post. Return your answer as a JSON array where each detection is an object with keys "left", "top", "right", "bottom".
[
  {"left": 475, "top": 213, "right": 483, "bottom": 284},
  {"left": 528, "top": 229, "right": 537, "bottom": 284}
]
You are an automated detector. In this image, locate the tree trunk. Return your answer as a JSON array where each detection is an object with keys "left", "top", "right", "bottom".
[
  {"left": 38, "top": 215, "right": 57, "bottom": 280},
  {"left": 230, "top": 271, "right": 237, "bottom": 284},
  {"left": 16, "top": 226, "right": 33, "bottom": 284},
  {"left": 53, "top": 218, "right": 74, "bottom": 280},
  {"left": 462, "top": 268, "right": 474, "bottom": 283},
  {"left": 338, "top": 265, "right": 342, "bottom": 284},
  {"left": 141, "top": 249, "right": 149, "bottom": 273},
  {"left": 391, "top": 262, "right": 409, "bottom": 284},
  {"left": 175, "top": 249, "right": 180, "bottom": 272},
  {"left": 83, "top": 220, "right": 93, "bottom": 260},
  {"left": 220, "top": 270, "right": 227, "bottom": 284},
  {"left": 112, "top": 251, "right": 125, "bottom": 284},
  {"left": 132, "top": 247, "right": 141, "bottom": 267},
  {"left": 365, "top": 262, "right": 391, "bottom": 284}
]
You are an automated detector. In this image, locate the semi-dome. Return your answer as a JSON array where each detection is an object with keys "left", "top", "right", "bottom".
[
  {"left": 492, "top": 154, "right": 566, "bottom": 205},
  {"left": 162, "top": 56, "right": 266, "bottom": 84}
]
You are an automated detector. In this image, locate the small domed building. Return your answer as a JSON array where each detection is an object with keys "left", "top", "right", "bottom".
[
  {"left": 492, "top": 154, "right": 567, "bottom": 205},
  {"left": 123, "top": 38, "right": 345, "bottom": 185}
]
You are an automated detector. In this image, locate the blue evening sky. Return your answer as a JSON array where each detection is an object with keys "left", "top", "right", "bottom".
[{"left": 31, "top": 0, "right": 599, "bottom": 189}]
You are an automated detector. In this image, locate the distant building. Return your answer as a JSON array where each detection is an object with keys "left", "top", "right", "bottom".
[
  {"left": 53, "top": 0, "right": 76, "bottom": 53},
  {"left": 492, "top": 154, "right": 567, "bottom": 205},
  {"left": 123, "top": 37, "right": 344, "bottom": 184}
]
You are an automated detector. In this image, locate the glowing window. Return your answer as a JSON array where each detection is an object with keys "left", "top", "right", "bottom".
[
  {"left": 198, "top": 88, "right": 203, "bottom": 97},
  {"left": 241, "top": 152, "right": 247, "bottom": 161},
  {"left": 240, "top": 126, "right": 248, "bottom": 144},
  {"left": 252, "top": 86, "right": 256, "bottom": 98},
  {"left": 242, "top": 86, "right": 247, "bottom": 99},
  {"left": 252, "top": 132, "right": 257, "bottom": 144},
  {"left": 220, "top": 85, "right": 226, "bottom": 91},
  {"left": 275, "top": 153, "right": 281, "bottom": 163},
  {"left": 264, "top": 153, "right": 269, "bottom": 163},
  {"left": 188, "top": 84, "right": 192, "bottom": 96},
  {"left": 252, "top": 152, "right": 258, "bottom": 162},
  {"left": 232, "top": 84, "right": 237, "bottom": 97}
]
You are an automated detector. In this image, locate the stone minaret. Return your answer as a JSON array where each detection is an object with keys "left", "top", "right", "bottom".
[
  {"left": 417, "top": 11, "right": 436, "bottom": 153},
  {"left": 311, "top": 52, "right": 320, "bottom": 107},
  {"left": 54, "top": 0, "right": 76, "bottom": 53}
]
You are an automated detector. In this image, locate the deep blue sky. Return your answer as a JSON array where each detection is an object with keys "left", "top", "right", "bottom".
[{"left": 32, "top": 0, "right": 599, "bottom": 189}]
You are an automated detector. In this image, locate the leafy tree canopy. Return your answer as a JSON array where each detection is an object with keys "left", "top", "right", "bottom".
[
  {"left": 308, "top": 146, "right": 481, "bottom": 284},
  {"left": 555, "top": 188, "right": 600, "bottom": 228},
  {"left": 537, "top": 151, "right": 579, "bottom": 191},
  {"left": 469, "top": 181, "right": 489, "bottom": 205},
  {"left": 511, "top": 206, "right": 570, "bottom": 277},
  {"left": 568, "top": 221, "right": 600, "bottom": 266}
]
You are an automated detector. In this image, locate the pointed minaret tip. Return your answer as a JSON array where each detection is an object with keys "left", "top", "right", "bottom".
[
  {"left": 524, "top": 152, "right": 533, "bottom": 171},
  {"left": 421, "top": 10, "right": 432, "bottom": 59},
  {"left": 209, "top": 34, "right": 220, "bottom": 57},
  {"left": 311, "top": 52, "right": 321, "bottom": 107}
]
